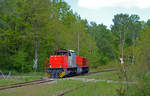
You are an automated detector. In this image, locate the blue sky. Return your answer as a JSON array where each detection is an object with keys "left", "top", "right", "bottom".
[{"left": 64, "top": 0, "right": 150, "bottom": 28}]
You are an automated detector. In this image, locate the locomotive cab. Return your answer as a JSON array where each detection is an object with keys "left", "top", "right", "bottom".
[{"left": 54, "top": 50, "right": 77, "bottom": 68}]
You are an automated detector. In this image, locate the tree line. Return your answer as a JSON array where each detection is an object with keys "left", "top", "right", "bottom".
[
  {"left": 0, "top": 0, "right": 99, "bottom": 72},
  {"left": 0, "top": 0, "right": 150, "bottom": 95},
  {"left": 0, "top": 0, "right": 150, "bottom": 74}
]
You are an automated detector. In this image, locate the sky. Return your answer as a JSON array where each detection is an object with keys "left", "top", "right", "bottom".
[{"left": 64, "top": 0, "right": 150, "bottom": 28}]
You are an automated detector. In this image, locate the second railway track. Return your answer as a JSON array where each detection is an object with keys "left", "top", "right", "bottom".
[{"left": 85, "top": 68, "right": 116, "bottom": 76}]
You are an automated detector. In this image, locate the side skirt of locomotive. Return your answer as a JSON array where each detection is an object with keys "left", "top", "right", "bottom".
[{"left": 46, "top": 67, "right": 89, "bottom": 78}]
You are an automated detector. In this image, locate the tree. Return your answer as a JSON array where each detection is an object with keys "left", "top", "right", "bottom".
[
  {"left": 145, "top": 19, "right": 150, "bottom": 26},
  {"left": 111, "top": 13, "right": 142, "bottom": 64},
  {"left": 126, "top": 26, "right": 150, "bottom": 96},
  {"left": 87, "top": 22, "right": 116, "bottom": 65}
]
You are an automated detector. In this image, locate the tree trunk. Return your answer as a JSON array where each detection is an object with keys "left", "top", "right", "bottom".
[{"left": 77, "top": 30, "right": 80, "bottom": 56}]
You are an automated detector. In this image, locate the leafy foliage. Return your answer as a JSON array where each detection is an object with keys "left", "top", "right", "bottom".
[{"left": 0, "top": 0, "right": 99, "bottom": 72}]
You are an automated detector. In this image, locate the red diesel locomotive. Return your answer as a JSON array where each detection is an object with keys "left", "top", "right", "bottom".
[{"left": 45, "top": 49, "right": 89, "bottom": 78}]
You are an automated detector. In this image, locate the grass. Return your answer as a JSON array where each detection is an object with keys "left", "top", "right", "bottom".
[
  {"left": 90, "top": 61, "right": 118, "bottom": 72},
  {"left": 12, "top": 71, "right": 45, "bottom": 76},
  {"left": 0, "top": 71, "right": 45, "bottom": 86},
  {"left": 0, "top": 71, "right": 124, "bottom": 96},
  {"left": 65, "top": 81, "right": 122, "bottom": 96},
  {"left": 76, "top": 71, "right": 120, "bottom": 81},
  {"left": 0, "top": 75, "right": 43, "bottom": 86},
  {"left": 0, "top": 79, "right": 84, "bottom": 96},
  {"left": 0, "top": 79, "right": 20, "bottom": 86},
  {"left": 0, "top": 79, "right": 124, "bottom": 96}
]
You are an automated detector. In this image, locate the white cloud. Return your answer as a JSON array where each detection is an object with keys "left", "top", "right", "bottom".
[{"left": 78, "top": 0, "right": 150, "bottom": 9}]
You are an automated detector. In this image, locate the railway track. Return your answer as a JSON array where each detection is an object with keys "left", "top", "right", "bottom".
[
  {"left": 0, "top": 68, "right": 115, "bottom": 91},
  {"left": 0, "top": 79, "right": 55, "bottom": 91}
]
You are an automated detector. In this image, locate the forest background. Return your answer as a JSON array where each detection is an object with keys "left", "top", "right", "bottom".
[
  {"left": 0, "top": 0, "right": 150, "bottom": 76},
  {"left": 1, "top": 0, "right": 150, "bottom": 95}
]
